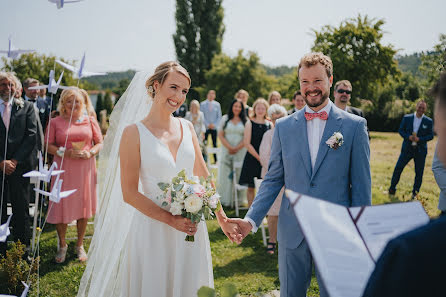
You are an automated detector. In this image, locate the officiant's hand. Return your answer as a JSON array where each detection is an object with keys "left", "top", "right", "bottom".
[{"left": 226, "top": 218, "right": 253, "bottom": 243}]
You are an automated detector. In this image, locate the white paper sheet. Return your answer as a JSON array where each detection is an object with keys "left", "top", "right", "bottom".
[
  {"left": 355, "top": 201, "right": 429, "bottom": 261},
  {"left": 293, "top": 195, "right": 375, "bottom": 297}
]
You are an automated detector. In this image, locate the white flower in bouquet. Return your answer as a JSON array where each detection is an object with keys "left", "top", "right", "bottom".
[
  {"left": 184, "top": 194, "right": 203, "bottom": 214},
  {"left": 170, "top": 201, "right": 183, "bottom": 216},
  {"left": 208, "top": 194, "right": 220, "bottom": 209}
]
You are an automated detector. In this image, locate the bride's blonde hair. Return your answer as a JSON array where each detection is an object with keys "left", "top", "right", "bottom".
[{"left": 145, "top": 61, "right": 191, "bottom": 98}]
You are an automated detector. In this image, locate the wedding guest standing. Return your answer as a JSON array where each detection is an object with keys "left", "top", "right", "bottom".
[
  {"left": 239, "top": 98, "right": 271, "bottom": 206},
  {"left": 46, "top": 88, "right": 103, "bottom": 263},
  {"left": 235, "top": 89, "right": 251, "bottom": 118},
  {"left": 288, "top": 91, "right": 306, "bottom": 115},
  {"left": 217, "top": 99, "right": 247, "bottom": 207},
  {"left": 268, "top": 91, "right": 282, "bottom": 106},
  {"left": 185, "top": 100, "right": 206, "bottom": 158},
  {"left": 185, "top": 100, "right": 206, "bottom": 141},
  {"left": 388, "top": 100, "right": 433, "bottom": 199},
  {"left": 0, "top": 72, "right": 37, "bottom": 257},
  {"left": 259, "top": 104, "right": 287, "bottom": 254},
  {"left": 200, "top": 90, "right": 222, "bottom": 162}
]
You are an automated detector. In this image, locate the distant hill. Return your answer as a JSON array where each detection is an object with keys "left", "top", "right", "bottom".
[
  {"left": 84, "top": 70, "right": 136, "bottom": 89},
  {"left": 263, "top": 64, "right": 295, "bottom": 77},
  {"left": 396, "top": 53, "right": 422, "bottom": 76}
]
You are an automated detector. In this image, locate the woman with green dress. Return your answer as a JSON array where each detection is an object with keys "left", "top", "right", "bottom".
[{"left": 217, "top": 99, "right": 247, "bottom": 207}]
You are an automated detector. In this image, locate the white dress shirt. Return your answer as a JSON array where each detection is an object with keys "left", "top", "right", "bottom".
[
  {"left": 305, "top": 100, "right": 332, "bottom": 169},
  {"left": 246, "top": 100, "right": 333, "bottom": 232},
  {"left": 413, "top": 112, "right": 424, "bottom": 134}
]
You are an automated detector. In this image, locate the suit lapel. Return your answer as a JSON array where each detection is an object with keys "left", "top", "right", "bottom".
[
  {"left": 294, "top": 111, "right": 312, "bottom": 178},
  {"left": 311, "top": 105, "right": 342, "bottom": 180}
]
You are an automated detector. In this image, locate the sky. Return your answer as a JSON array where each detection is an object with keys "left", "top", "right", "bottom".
[{"left": 1, "top": 0, "right": 445, "bottom": 73}]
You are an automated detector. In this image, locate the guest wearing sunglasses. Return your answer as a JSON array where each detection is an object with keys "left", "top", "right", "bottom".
[{"left": 334, "top": 80, "right": 369, "bottom": 138}]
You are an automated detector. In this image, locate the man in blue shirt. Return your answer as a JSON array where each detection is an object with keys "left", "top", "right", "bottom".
[
  {"left": 200, "top": 90, "right": 221, "bottom": 161},
  {"left": 389, "top": 100, "right": 434, "bottom": 199}
]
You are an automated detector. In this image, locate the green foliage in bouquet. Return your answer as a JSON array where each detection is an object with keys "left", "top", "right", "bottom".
[{"left": 0, "top": 241, "right": 39, "bottom": 295}]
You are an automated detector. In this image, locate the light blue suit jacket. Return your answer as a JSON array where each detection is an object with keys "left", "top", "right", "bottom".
[{"left": 246, "top": 104, "right": 371, "bottom": 249}]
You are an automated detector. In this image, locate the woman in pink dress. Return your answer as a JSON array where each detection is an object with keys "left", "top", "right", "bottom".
[{"left": 46, "top": 88, "right": 103, "bottom": 263}]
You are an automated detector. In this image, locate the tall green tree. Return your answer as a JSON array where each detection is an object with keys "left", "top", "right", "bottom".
[
  {"left": 103, "top": 91, "right": 113, "bottom": 115},
  {"left": 204, "top": 50, "right": 276, "bottom": 112},
  {"left": 173, "top": 0, "right": 225, "bottom": 89},
  {"left": 312, "top": 15, "right": 399, "bottom": 104},
  {"left": 95, "top": 93, "right": 104, "bottom": 115},
  {"left": 420, "top": 34, "right": 446, "bottom": 89}
]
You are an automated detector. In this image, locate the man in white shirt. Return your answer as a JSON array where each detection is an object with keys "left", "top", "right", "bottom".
[
  {"left": 200, "top": 90, "right": 221, "bottom": 161},
  {"left": 389, "top": 100, "right": 434, "bottom": 199}
]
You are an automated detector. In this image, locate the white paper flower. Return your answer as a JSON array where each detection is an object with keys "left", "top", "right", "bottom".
[
  {"left": 170, "top": 201, "right": 183, "bottom": 216},
  {"left": 184, "top": 194, "right": 203, "bottom": 214},
  {"left": 208, "top": 194, "right": 220, "bottom": 209}
]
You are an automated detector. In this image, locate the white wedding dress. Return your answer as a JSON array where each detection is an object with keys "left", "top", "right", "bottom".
[
  {"left": 120, "top": 119, "right": 214, "bottom": 296},
  {"left": 77, "top": 71, "right": 213, "bottom": 297}
]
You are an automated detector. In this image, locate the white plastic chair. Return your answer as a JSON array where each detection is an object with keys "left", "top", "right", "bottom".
[
  {"left": 206, "top": 147, "right": 219, "bottom": 171},
  {"left": 232, "top": 161, "right": 248, "bottom": 217},
  {"left": 254, "top": 177, "right": 269, "bottom": 247}
]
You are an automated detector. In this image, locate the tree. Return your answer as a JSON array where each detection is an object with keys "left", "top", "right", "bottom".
[
  {"left": 173, "top": 0, "right": 225, "bottom": 88},
  {"left": 312, "top": 15, "right": 399, "bottom": 104},
  {"left": 420, "top": 34, "right": 446, "bottom": 92},
  {"left": 103, "top": 91, "right": 113, "bottom": 115},
  {"left": 204, "top": 50, "right": 276, "bottom": 112},
  {"left": 95, "top": 92, "right": 104, "bottom": 115}
]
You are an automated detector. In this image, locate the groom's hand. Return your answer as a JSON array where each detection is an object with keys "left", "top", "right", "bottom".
[{"left": 226, "top": 218, "right": 253, "bottom": 243}]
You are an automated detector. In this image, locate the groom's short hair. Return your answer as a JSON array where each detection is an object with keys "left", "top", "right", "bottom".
[{"left": 298, "top": 52, "right": 333, "bottom": 78}]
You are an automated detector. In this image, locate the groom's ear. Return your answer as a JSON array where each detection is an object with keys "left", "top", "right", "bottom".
[{"left": 329, "top": 75, "right": 333, "bottom": 87}]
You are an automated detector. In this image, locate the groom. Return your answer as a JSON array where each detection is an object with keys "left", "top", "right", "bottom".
[{"left": 230, "top": 52, "right": 371, "bottom": 297}]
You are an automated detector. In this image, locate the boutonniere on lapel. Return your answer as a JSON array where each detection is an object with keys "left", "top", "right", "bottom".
[
  {"left": 422, "top": 124, "right": 427, "bottom": 129},
  {"left": 14, "top": 98, "right": 24, "bottom": 110},
  {"left": 326, "top": 132, "right": 344, "bottom": 150}
]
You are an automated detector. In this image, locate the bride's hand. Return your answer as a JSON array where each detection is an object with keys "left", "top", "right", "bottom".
[
  {"left": 169, "top": 216, "right": 197, "bottom": 236},
  {"left": 219, "top": 218, "right": 243, "bottom": 244}
]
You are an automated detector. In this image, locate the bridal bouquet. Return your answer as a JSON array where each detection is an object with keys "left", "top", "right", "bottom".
[{"left": 157, "top": 169, "right": 221, "bottom": 242}]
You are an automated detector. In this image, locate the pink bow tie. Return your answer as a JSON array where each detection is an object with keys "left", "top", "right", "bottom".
[{"left": 304, "top": 111, "right": 328, "bottom": 121}]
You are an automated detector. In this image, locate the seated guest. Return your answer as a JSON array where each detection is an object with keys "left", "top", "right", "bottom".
[
  {"left": 46, "top": 88, "right": 103, "bottom": 263},
  {"left": 259, "top": 104, "right": 287, "bottom": 254},
  {"left": 288, "top": 91, "right": 306, "bottom": 115},
  {"left": 217, "top": 99, "right": 247, "bottom": 207},
  {"left": 362, "top": 72, "right": 446, "bottom": 297},
  {"left": 0, "top": 72, "right": 37, "bottom": 257}
]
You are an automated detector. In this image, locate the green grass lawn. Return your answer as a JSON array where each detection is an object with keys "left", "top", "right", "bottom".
[{"left": 5, "top": 131, "right": 442, "bottom": 297}]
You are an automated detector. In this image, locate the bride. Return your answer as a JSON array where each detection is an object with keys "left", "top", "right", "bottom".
[{"left": 77, "top": 62, "right": 241, "bottom": 297}]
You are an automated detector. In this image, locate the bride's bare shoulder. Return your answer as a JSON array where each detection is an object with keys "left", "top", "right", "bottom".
[{"left": 120, "top": 124, "right": 140, "bottom": 149}]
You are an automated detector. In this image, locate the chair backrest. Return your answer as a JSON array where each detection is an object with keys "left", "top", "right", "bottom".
[{"left": 254, "top": 177, "right": 263, "bottom": 192}]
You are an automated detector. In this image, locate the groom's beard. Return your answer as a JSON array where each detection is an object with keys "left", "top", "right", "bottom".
[{"left": 304, "top": 90, "right": 330, "bottom": 108}]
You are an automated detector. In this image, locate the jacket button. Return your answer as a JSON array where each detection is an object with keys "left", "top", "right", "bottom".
[{"left": 310, "top": 183, "right": 315, "bottom": 187}]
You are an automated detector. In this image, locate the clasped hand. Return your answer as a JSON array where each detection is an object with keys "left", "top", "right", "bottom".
[
  {"left": 0, "top": 159, "right": 17, "bottom": 175},
  {"left": 218, "top": 217, "right": 253, "bottom": 244},
  {"left": 68, "top": 149, "right": 91, "bottom": 159}
]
